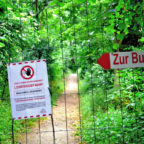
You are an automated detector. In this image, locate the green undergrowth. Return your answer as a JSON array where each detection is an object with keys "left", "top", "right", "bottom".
[
  {"left": 76, "top": 71, "right": 144, "bottom": 144},
  {"left": 50, "top": 78, "right": 65, "bottom": 106}
]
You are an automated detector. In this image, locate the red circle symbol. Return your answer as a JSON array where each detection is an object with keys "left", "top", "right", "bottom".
[{"left": 21, "top": 66, "right": 34, "bottom": 79}]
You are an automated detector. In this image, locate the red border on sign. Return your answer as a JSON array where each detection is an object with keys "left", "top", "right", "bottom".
[{"left": 21, "top": 66, "right": 34, "bottom": 79}]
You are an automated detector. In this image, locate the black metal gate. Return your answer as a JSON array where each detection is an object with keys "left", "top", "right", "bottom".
[{"left": 0, "top": 0, "right": 143, "bottom": 144}]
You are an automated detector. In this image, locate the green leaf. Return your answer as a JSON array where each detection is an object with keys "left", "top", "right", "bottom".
[
  {"left": 113, "top": 43, "right": 119, "bottom": 50},
  {"left": 139, "top": 37, "right": 144, "bottom": 42},
  {"left": 124, "top": 28, "right": 129, "bottom": 35},
  {"left": 116, "top": 33, "right": 124, "bottom": 41},
  {"left": 116, "top": 5, "right": 121, "bottom": 12},
  {"left": 118, "top": 23, "right": 126, "bottom": 31},
  {"left": 0, "top": 36, "right": 8, "bottom": 42},
  {"left": 0, "top": 42, "right": 5, "bottom": 48}
]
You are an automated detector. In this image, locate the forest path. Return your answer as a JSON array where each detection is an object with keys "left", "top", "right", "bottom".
[{"left": 18, "top": 74, "right": 80, "bottom": 144}]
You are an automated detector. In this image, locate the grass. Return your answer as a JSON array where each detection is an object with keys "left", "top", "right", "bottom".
[{"left": 0, "top": 100, "right": 43, "bottom": 143}]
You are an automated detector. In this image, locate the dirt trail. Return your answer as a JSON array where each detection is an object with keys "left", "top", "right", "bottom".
[{"left": 18, "top": 74, "right": 80, "bottom": 144}]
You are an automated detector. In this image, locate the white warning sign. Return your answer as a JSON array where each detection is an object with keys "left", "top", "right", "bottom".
[{"left": 7, "top": 59, "right": 51, "bottom": 120}]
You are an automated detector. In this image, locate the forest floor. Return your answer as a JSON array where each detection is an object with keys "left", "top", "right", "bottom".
[{"left": 18, "top": 74, "right": 80, "bottom": 144}]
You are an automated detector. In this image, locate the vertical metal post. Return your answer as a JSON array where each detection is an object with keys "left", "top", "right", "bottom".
[
  {"left": 38, "top": 118, "right": 41, "bottom": 144},
  {"left": 85, "top": 0, "right": 97, "bottom": 143},
  {"left": 118, "top": 71, "right": 125, "bottom": 144},
  {"left": 51, "top": 114, "right": 56, "bottom": 144},
  {"left": 132, "top": 70, "right": 138, "bottom": 143},
  {"left": 71, "top": 0, "right": 82, "bottom": 143},
  {"left": 59, "top": 2, "right": 69, "bottom": 144},
  {"left": 12, "top": 119, "right": 14, "bottom": 144},
  {"left": 100, "top": 1, "right": 110, "bottom": 143},
  {"left": 25, "top": 119, "right": 28, "bottom": 144}
]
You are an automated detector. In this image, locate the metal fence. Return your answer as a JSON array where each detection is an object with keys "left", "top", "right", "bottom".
[{"left": 0, "top": 0, "right": 143, "bottom": 144}]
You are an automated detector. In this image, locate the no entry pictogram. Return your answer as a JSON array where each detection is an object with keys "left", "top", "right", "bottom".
[{"left": 21, "top": 66, "right": 34, "bottom": 79}]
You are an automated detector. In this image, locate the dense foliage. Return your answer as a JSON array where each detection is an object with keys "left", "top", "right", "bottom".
[{"left": 0, "top": 0, "right": 144, "bottom": 143}]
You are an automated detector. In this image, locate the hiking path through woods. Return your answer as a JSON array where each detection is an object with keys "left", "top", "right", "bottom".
[{"left": 18, "top": 74, "right": 80, "bottom": 144}]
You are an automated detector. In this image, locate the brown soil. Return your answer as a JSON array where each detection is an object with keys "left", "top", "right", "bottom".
[{"left": 18, "top": 74, "right": 80, "bottom": 144}]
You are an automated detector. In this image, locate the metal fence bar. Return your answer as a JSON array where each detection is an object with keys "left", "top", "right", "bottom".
[
  {"left": 1, "top": 0, "right": 144, "bottom": 144},
  {"left": 50, "top": 114, "right": 56, "bottom": 144},
  {"left": 1, "top": 125, "right": 142, "bottom": 135},
  {"left": 100, "top": 0, "right": 111, "bottom": 143},
  {"left": 118, "top": 71, "right": 125, "bottom": 144},
  {"left": 12, "top": 119, "right": 14, "bottom": 144},
  {"left": 46, "top": 6, "right": 56, "bottom": 144},
  {"left": 132, "top": 70, "right": 138, "bottom": 143},
  {"left": 6, "top": 0, "right": 14, "bottom": 143},
  {"left": 71, "top": 0, "right": 82, "bottom": 143},
  {"left": 137, "top": 70, "right": 144, "bottom": 144},
  {"left": 25, "top": 119, "right": 28, "bottom": 144},
  {"left": 59, "top": 2, "right": 69, "bottom": 144},
  {"left": 85, "top": 0, "right": 97, "bottom": 143},
  {"left": 38, "top": 118, "right": 41, "bottom": 144}
]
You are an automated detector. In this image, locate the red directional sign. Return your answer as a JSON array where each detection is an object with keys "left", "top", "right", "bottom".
[{"left": 97, "top": 51, "right": 144, "bottom": 69}]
